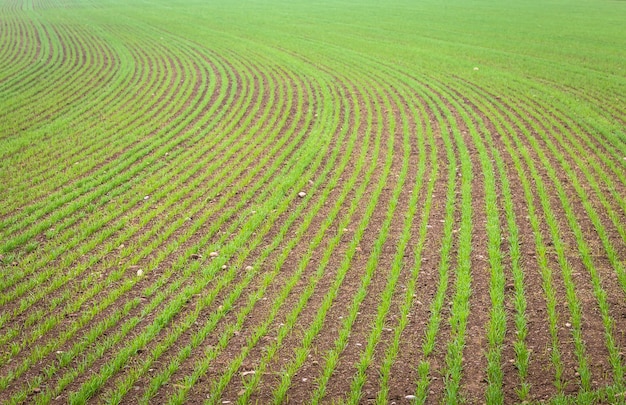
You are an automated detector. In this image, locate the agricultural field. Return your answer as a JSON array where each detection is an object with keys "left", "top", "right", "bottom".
[{"left": 1, "top": 0, "right": 625, "bottom": 403}]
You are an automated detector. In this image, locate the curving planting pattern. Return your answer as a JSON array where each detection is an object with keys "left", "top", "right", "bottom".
[{"left": 1, "top": 0, "right": 625, "bottom": 404}]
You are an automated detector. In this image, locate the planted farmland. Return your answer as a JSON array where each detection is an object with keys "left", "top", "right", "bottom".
[{"left": 1, "top": 0, "right": 626, "bottom": 403}]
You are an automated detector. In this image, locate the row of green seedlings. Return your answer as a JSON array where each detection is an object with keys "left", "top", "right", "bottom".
[
  {"left": 0, "top": 38, "right": 290, "bottom": 370},
  {"left": 459, "top": 78, "right": 626, "bottom": 397},
  {"left": 0, "top": 15, "right": 58, "bottom": 105},
  {"left": 517, "top": 86, "right": 626, "bottom": 239},
  {"left": 59, "top": 64, "right": 342, "bottom": 404},
  {"left": 520, "top": 81, "right": 626, "bottom": 206},
  {"left": 20, "top": 21, "right": 213, "bottom": 191},
  {"left": 310, "top": 75, "right": 425, "bottom": 404},
  {"left": 0, "top": 60, "right": 254, "bottom": 394},
  {"left": 0, "top": 14, "right": 18, "bottom": 63},
  {"left": 415, "top": 81, "right": 474, "bottom": 404},
  {"left": 0, "top": 52, "right": 290, "bottom": 371},
  {"left": 126, "top": 73, "right": 355, "bottom": 405},
  {"left": 1, "top": 68, "right": 227, "bottom": 274},
  {"left": 399, "top": 82, "right": 460, "bottom": 404},
  {"left": 121, "top": 61, "right": 364, "bottom": 402},
  {"left": 0, "top": 0, "right": 27, "bottom": 12},
  {"left": 0, "top": 23, "right": 166, "bottom": 209},
  {"left": 0, "top": 20, "right": 116, "bottom": 139},
  {"left": 0, "top": 49, "right": 258, "bottom": 354},
  {"left": 280, "top": 41, "right": 520, "bottom": 400},
  {"left": 0, "top": 45, "right": 286, "bottom": 318},
  {"left": 267, "top": 57, "right": 433, "bottom": 403},
  {"left": 193, "top": 80, "right": 380, "bottom": 404},
  {"left": 0, "top": 23, "right": 195, "bottom": 224},
  {"left": 506, "top": 89, "right": 626, "bottom": 382},
  {"left": 0, "top": 20, "right": 207, "bottom": 219},
  {"left": 273, "top": 80, "right": 396, "bottom": 405},
  {"left": 0, "top": 29, "right": 240, "bottom": 279},
  {"left": 504, "top": 91, "right": 620, "bottom": 394},
  {"left": 13, "top": 97, "right": 320, "bottom": 403},
  {"left": 222, "top": 49, "right": 374, "bottom": 404},
  {"left": 0, "top": 25, "right": 188, "bottom": 230},
  {"left": 505, "top": 78, "right": 626, "bottom": 196},
  {"left": 0, "top": 12, "right": 44, "bottom": 82},
  {"left": 510, "top": 93, "right": 626, "bottom": 287},
  {"left": 0, "top": 18, "right": 112, "bottom": 115},
  {"left": 155, "top": 67, "right": 380, "bottom": 404},
  {"left": 424, "top": 79, "right": 505, "bottom": 403},
  {"left": 1, "top": 23, "right": 224, "bottom": 219},
  {"left": 0, "top": 27, "right": 138, "bottom": 211},
  {"left": 6, "top": 77, "right": 313, "bottom": 404},
  {"left": 344, "top": 53, "right": 456, "bottom": 403},
  {"left": 548, "top": 81, "right": 626, "bottom": 158},
  {"left": 457, "top": 71, "right": 625, "bottom": 400},
  {"left": 255, "top": 78, "right": 390, "bottom": 404},
  {"left": 422, "top": 60, "right": 620, "bottom": 400},
  {"left": 485, "top": 76, "right": 625, "bottom": 332},
  {"left": 540, "top": 82, "right": 625, "bottom": 152},
  {"left": 8, "top": 48, "right": 326, "bottom": 400},
  {"left": 0, "top": 49, "right": 312, "bottom": 398},
  {"left": 372, "top": 78, "right": 440, "bottom": 405},
  {"left": 0, "top": 37, "right": 227, "bottom": 311},
  {"left": 453, "top": 78, "right": 584, "bottom": 396},
  {"left": 434, "top": 78, "right": 528, "bottom": 403}
]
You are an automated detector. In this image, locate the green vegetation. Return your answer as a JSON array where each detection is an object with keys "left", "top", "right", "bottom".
[{"left": 1, "top": 0, "right": 625, "bottom": 403}]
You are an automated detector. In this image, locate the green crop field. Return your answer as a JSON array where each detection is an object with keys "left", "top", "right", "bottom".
[{"left": 1, "top": 0, "right": 625, "bottom": 403}]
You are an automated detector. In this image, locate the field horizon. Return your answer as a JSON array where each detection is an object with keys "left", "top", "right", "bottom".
[{"left": 1, "top": 0, "right": 626, "bottom": 403}]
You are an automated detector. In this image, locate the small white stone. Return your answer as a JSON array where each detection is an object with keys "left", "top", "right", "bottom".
[
  {"left": 144, "top": 196, "right": 149, "bottom": 200},
  {"left": 565, "top": 322, "right": 572, "bottom": 328},
  {"left": 245, "top": 265, "right": 253, "bottom": 271},
  {"left": 209, "top": 252, "right": 219, "bottom": 257},
  {"left": 473, "top": 67, "right": 479, "bottom": 71},
  {"left": 137, "top": 269, "right": 144, "bottom": 277},
  {"left": 298, "top": 192, "right": 306, "bottom": 198},
  {"left": 405, "top": 395, "right": 417, "bottom": 399}
]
